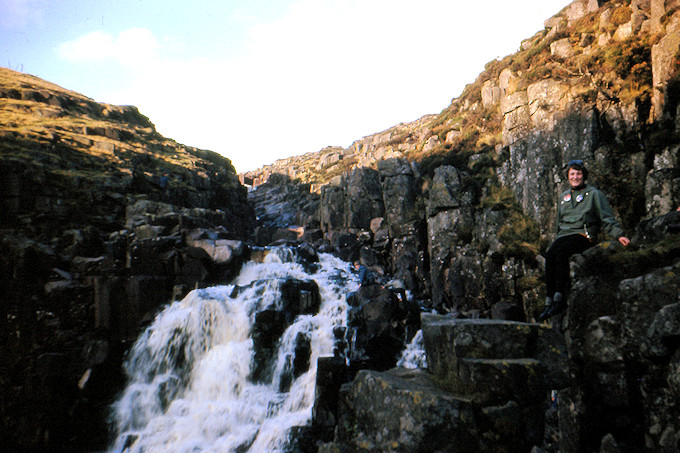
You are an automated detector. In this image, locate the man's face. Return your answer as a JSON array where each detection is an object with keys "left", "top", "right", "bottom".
[{"left": 568, "top": 168, "right": 584, "bottom": 188}]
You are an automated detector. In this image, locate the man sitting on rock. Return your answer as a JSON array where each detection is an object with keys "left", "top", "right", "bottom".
[{"left": 538, "top": 159, "right": 630, "bottom": 321}]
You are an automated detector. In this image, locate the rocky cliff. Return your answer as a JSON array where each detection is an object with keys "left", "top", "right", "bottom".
[
  {"left": 245, "top": 0, "right": 680, "bottom": 314},
  {"left": 245, "top": 0, "right": 680, "bottom": 451},
  {"left": 0, "top": 67, "right": 255, "bottom": 451},
  {"left": 2, "top": 0, "right": 680, "bottom": 452}
]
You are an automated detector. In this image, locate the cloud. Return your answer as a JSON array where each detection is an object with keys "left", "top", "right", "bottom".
[
  {"left": 56, "top": 0, "right": 570, "bottom": 172},
  {"left": 0, "top": 0, "right": 46, "bottom": 30},
  {"left": 58, "top": 28, "right": 161, "bottom": 67}
]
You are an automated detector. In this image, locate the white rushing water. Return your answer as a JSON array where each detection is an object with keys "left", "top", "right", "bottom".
[
  {"left": 396, "top": 329, "right": 427, "bottom": 369},
  {"left": 110, "top": 247, "right": 357, "bottom": 453}
]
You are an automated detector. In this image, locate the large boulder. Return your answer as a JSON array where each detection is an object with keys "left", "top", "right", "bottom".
[
  {"left": 250, "top": 278, "right": 321, "bottom": 384},
  {"left": 346, "top": 282, "right": 421, "bottom": 372},
  {"left": 327, "top": 368, "right": 479, "bottom": 453},
  {"left": 312, "top": 356, "right": 350, "bottom": 442},
  {"left": 420, "top": 315, "right": 569, "bottom": 451},
  {"left": 421, "top": 315, "right": 569, "bottom": 396},
  {"left": 557, "top": 248, "right": 680, "bottom": 452}
]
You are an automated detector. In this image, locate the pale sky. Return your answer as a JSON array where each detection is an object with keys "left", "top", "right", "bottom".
[{"left": 1, "top": 0, "right": 571, "bottom": 172}]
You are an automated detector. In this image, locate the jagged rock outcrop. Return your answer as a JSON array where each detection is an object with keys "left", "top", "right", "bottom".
[
  {"left": 346, "top": 281, "right": 421, "bottom": 372},
  {"left": 318, "top": 316, "right": 568, "bottom": 452},
  {"left": 3, "top": 0, "right": 680, "bottom": 452},
  {"left": 427, "top": 165, "right": 479, "bottom": 309},
  {"left": 244, "top": 1, "right": 680, "bottom": 451},
  {"left": 250, "top": 276, "right": 322, "bottom": 389},
  {"left": 552, "top": 214, "right": 680, "bottom": 451},
  {"left": 314, "top": 160, "right": 428, "bottom": 293},
  {"left": 324, "top": 367, "right": 479, "bottom": 453},
  {"left": 247, "top": 173, "right": 320, "bottom": 246},
  {"left": 240, "top": 115, "right": 438, "bottom": 187},
  {"left": 0, "top": 68, "right": 255, "bottom": 452}
]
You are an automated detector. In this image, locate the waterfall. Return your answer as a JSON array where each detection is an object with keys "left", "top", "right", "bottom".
[
  {"left": 109, "top": 247, "right": 356, "bottom": 453},
  {"left": 396, "top": 329, "right": 427, "bottom": 369}
]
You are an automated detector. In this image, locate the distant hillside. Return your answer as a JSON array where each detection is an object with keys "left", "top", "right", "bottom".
[
  {"left": 241, "top": 4, "right": 680, "bottom": 450},
  {"left": 241, "top": 0, "right": 680, "bottom": 195},
  {"left": 0, "top": 67, "right": 252, "bottom": 238}
]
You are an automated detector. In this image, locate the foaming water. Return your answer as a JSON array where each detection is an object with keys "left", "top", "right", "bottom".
[
  {"left": 396, "top": 329, "right": 427, "bottom": 369},
  {"left": 110, "top": 247, "right": 356, "bottom": 453}
]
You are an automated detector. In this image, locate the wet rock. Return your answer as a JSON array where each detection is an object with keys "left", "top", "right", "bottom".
[
  {"left": 250, "top": 309, "right": 288, "bottom": 383},
  {"left": 333, "top": 368, "right": 479, "bottom": 453},
  {"left": 296, "top": 243, "right": 319, "bottom": 265},
  {"left": 251, "top": 278, "right": 322, "bottom": 384},
  {"left": 312, "top": 356, "right": 350, "bottom": 441},
  {"left": 300, "top": 227, "right": 323, "bottom": 243},
  {"left": 279, "top": 332, "right": 312, "bottom": 392},
  {"left": 272, "top": 227, "right": 299, "bottom": 243},
  {"left": 346, "top": 283, "right": 421, "bottom": 372},
  {"left": 179, "top": 247, "right": 210, "bottom": 286},
  {"left": 280, "top": 278, "right": 321, "bottom": 318}
]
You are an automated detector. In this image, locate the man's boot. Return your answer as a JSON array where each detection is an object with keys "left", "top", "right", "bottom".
[{"left": 538, "top": 296, "right": 554, "bottom": 321}]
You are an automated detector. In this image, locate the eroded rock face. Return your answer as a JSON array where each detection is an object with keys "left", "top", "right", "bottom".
[
  {"left": 554, "top": 241, "right": 680, "bottom": 452},
  {"left": 427, "top": 166, "right": 477, "bottom": 309},
  {"left": 378, "top": 159, "right": 428, "bottom": 295},
  {"left": 1, "top": 194, "right": 255, "bottom": 450},
  {"left": 321, "top": 316, "right": 569, "bottom": 453},
  {"left": 652, "top": 10, "right": 680, "bottom": 120},
  {"left": 0, "top": 68, "right": 256, "bottom": 452},
  {"left": 330, "top": 368, "right": 479, "bottom": 453},
  {"left": 345, "top": 168, "right": 384, "bottom": 231},
  {"left": 346, "top": 282, "right": 421, "bottom": 372},
  {"left": 6, "top": 1, "right": 680, "bottom": 450},
  {"left": 421, "top": 316, "right": 569, "bottom": 394}
]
